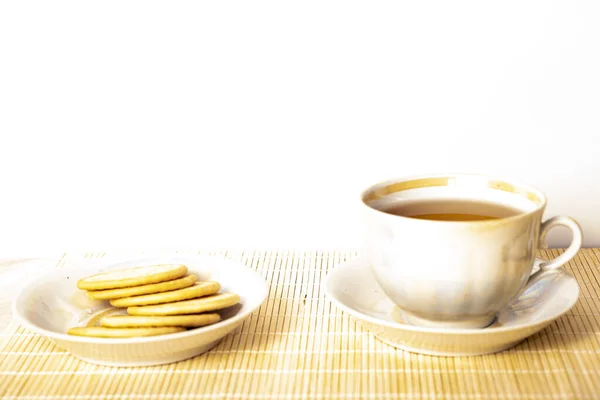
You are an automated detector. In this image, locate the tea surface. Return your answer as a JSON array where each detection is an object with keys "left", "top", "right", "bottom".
[{"left": 381, "top": 199, "right": 521, "bottom": 221}]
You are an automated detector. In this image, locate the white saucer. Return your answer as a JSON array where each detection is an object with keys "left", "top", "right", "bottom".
[
  {"left": 324, "top": 255, "right": 579, "bottom": 356},
  {"left": 13, "top": 256, "right": 268, "bottom": 366}
]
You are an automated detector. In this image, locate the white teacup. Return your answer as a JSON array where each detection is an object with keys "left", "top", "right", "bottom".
[{"left": 361, "top": 173, "right": 582, "bottom": 329}]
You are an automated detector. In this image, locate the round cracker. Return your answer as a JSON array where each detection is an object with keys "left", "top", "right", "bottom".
[
  {"left": 67, "top": 326, "right": 185, "bottom": 338},
  {"left": 110, "top": 281, "right": 220, "bottom": 307},
  {"left": 101, "top": 313, "right": 221, "bottom": 328},
  {"left": 127, "top": 293, "right": 240, "bottom": 316},
  {"left": 77, "top": 264, "right": 188, "bottom": 290},
  {"left": 87, "top": 274, "right": 198, "bottom": 300}
]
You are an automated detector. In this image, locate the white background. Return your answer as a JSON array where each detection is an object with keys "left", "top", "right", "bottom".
[{"left": 1, "top": 1, "right": 599, "bottom": 257}]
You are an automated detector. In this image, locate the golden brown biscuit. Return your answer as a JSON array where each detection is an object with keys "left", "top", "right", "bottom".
[
  {"left": 67, "top": 326, "right": 185, "bottom": 338},
  {"left": 77, "top": 264, "right": 188, "bottom": 290},
  {"left": 101, "top": 313, "right": 221, "bottom": 328},
  {"left": 127, "top": 293, "right": 240, "bottom": 316},
  {"left": 110, "top": 281, "right": 220, "bottom": 307},
  {"left": 87, "top": 274, "right": 198, "bottom": 300}
]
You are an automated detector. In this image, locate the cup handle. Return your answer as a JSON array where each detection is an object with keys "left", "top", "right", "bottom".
[
  {"left": 537, "top": 216, "right": 583, "bottom": 271},
  {"left": 522, "top": 216, "right": 582, "bottom": 290}
]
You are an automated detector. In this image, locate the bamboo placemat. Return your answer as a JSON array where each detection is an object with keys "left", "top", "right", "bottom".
[{"left": 1, "top": 249, "right": 600, "bottom": 399}]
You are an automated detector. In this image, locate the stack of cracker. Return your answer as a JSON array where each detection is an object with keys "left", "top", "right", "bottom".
[{"left": 68, "top": 264, "right": 239, "bottom": 338}]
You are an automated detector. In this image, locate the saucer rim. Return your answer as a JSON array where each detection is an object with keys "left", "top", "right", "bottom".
[{"left": 324, "top": 255, "right": 580, "bottom": 335}]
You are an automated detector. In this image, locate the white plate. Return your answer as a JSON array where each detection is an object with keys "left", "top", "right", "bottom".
[
  {"left": 12, "top": 256, "right": 268, "bottom": 366},
  {"left": 324, "top": 255, "right": 579, "bottom": 356}
]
